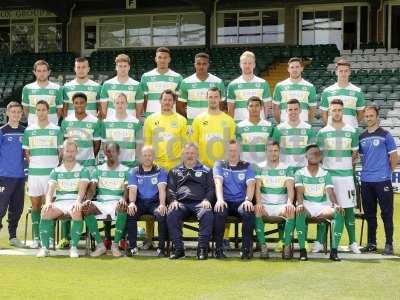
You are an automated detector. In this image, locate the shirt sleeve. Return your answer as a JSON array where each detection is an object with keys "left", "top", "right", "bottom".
[
  {"left": 316, "top": 131, "right": 324, "bottom": 150},
  {"left": 294, "top": 170, "right": 303, "bottom": 187},
  {"left": 49, "top": 168, "right": 57, "bottom": 183},
  {"left": 56, "top": 88, "right": 63, "bottom": 108},
  {"left": 180, "top": 117, "right": 188, "bottom": 143},
  {"left": 386, "top": 132, "right": 397, "bottom": 154},
  {"left": 140, "top": 75, "right": 149, "bottom": 94},
  {"left": 285, "top": 167, "right": 295, "bottom": 181},
  {"left": 272, "top": 127, "right": 281, "bottom": 143},
  {"left": 127, "top": 168, "right": 137, "bottom": 187},
  {"left": 62, "top": 86, "right": 68, "bottom": 104},
  {"left": 57, "top": 128, "right": 64, "bottom": 148},
  {"left": 91, "top": 167, "right": 99, "bottom": 183},
  {"left": 320, "top": 91, "right": 329, "bottom": 111},
  {"left": 99, "top": 84, "right": 109, "bottom": 103},
  {"left": 228, "top": 117, "right": 236, "bottom": 139},
  {"left": 262, "top": 81, "right": 272, "bottom": 102},
  {"left": 351, "top": 130, "right": 359, "bottom": 151},
  {"left": 135, "top": 84, "right": 144, "bottom": 104},
  {"left": 212, "top": 160, "right": 223, "bottom": 179},
  {"left": 218, "top": 80, "right": 226, "bottom": 99},
  {"left": 22, "top": 131, "right": 29, "bottom": 150},
  {"left": 158, "top": 168, "right": 168, "bottom": 185},
  {"left": 143, "top": 117, "right": 152, "bottom": 146},
  {"left": 178, "top": 80, "right": 188, "bottom": 103},
  {"left": 245, "top": 164, "right": 256, "bottom": 184},
  {"left": 80, "top": 167, "right": 90, "bottom": 182},
  {"left": 205, "top": 168, "right": 215, "bottom": 203},
  {"left": 93, "top": 121, "right": 102, "bottom": 141},
  {"left": 21, "top": 86, "right": 29, "bottom": 107},
  {"left": 272, "top": 84, "right": 281, "bottom": 106},
  {"left": 190, "top": 117, "right": 200, "bottom": 145},
  {"left": 226, "top": 82, "right": 235, "bottom": 103},
  {"left": 325, "top": 171, "right": 334, "bottom": 189},
  {"left": 167, "top": 169, "right": 177, "bottom": 203},
  {"left": 308, "top": 85, "right": 317, "bottom": 107},
  {"left": 307, "top": 127, "right": 316, "bottom": 145},
  {"left": 356, "top": 91, "right": 365, "bottom": 111}
]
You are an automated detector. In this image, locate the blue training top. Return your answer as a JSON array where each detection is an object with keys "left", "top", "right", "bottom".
[
  {"left": 359, "top": 127, "right": 397, "bottom": 182},
  {"left": 213, "top": 160, "right": 255, "bottom": 202},
  {"left": 128, "top": 165, "right": 167, "bottom": 201},
  {"left": 0, "top": 124, "right": 26, "bottom": 178}
]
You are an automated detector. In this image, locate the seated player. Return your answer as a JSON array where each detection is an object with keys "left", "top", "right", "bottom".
[
  {"left": 213, "top": 140, "right": 255, "bottom": 259},
  {"left": 294, "top": 144, "right": 345, "bottom": 261},
  {"left": 126, "top": 146, "right": 168, "bottom": 257},
  {"left": 167, "top": 143, "right": 214, "bottom": 260},
  {"left": 37, "top": 139, "right": 89, "bottom": 258},
  {"left": 254, "top": 140, "right": 296, "bottom": 259},
  {"left": 83, "top": 142, "right": 129, "bottom": 257}
]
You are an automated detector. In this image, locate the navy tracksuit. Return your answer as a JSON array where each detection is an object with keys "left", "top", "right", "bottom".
[{"left": 167, "top": 162, "right": 214, "bottom": 251}]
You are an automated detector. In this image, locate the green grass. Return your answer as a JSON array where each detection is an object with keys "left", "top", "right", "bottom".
[{"left": 0, "top": 197, "right": 400, "bottom": 299}]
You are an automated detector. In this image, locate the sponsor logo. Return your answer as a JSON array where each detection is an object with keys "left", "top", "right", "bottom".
[
  {"left": 151, "top": 177, "right": 158, "bottom": 185},
  {"left": 119, "top": 172, "right": 125, "bottom": 177},
  {"left": 373, "top": 139, "right": 380, "bottom": 146},
  {"left": 238, "top": 173, "right": 245, "bottom": 181},
  {"left": 195, "top": 171, "right": 202, "bottom": 177}
]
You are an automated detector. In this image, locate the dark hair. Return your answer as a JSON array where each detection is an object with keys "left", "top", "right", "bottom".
[
  {"left": 287, "top": 99, "right": 300, "bottom": 107},
  {"left": 267, "top": 140, "right": 280, "bottom": 148},
  {"left": 336, "top": 58, "right": 351, "bottom": 68},
  {"left": 228, "top": 139, "right": 238, "bottom": 145},
  {"left": 33, "top": 59, "right": 50, "bottom": 71},
  {"left": 6, "top": 101, "right": 23, "bottom": 111},
  {"left": 72, "top": 92, "right": 87, "bottom": 103},
  {"left": 156, "top": 47, "right": 171, "bottom": 55},
  {"left": 288, "top": 57, "right": 303, "bottom": 66},
  {"left": 36, "top": 100, "right": 49, "bottom": 110},
  {"left": 195, "top": 52, "right": 209, "bottom": 60},
  {"left": 105, "top": 142, "right": 120, "bottom": 154},
  {"left": 365, "top": 105, "right": 379, "bottom": 116},
  {"left": 75, "top": 57, "right": 88, "bottom": 63},
  {"left": 330, "top": 99, "right": 344, "bottom": 106},
  {"left": 305, "top": 144, "right": 319, "bottom": 152},
  {"left": 207, "top": 86, "right": 221, "bottom": 97},
  {"left": 247, "top": 96, "right": 262, "bottom": 106},
  {"left": 160, "top": 89, "right": 177, "bottom": 102}
]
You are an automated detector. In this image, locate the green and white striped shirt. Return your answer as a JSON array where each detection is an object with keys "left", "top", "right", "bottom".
[
  {"left": 22, "top": 123, "right": 63, "bottom": 176},
  {"left": 272, "top": 121, "right": 315, "bottom": 170},
  {"left": 317, "top": 124, "right": 358, "bottom": 177},
  {"left": 140, "top": 68, "right": 183, "bottom": 117},
  {"left": 256, "top": 162, "right": 294, "bottom": 205},
  {"left": 295, "top": 167, "right": 333, "bottom": 203},
  {"left": 61, "top": 114, "right": 102, "bottom": 167},
  {"left": 49, "top": 163, "right": 90, "bottom": 201},
  {"left": 91, "top": 163, "right": 129, "bottom": 202},
  {"left": 236, "top": 119, "right": 274, "bottom": 167},
  {"left": 227, "top": 75, "right": 271, "bottom": 122},
  {"left": 22, "top": 81, "right": 63, "bottom": 125},
  {"left": 100, "top": 76, "right": 144, "bottom": 118},
  {"left": 101, "top": 114, "right": 141, "bottom": 167},
  {"left": 273, "top": 78, "right": 317, "bottom": 123},
  {"left": 63, "top": 79, "right": 101, "bottom": 118},
  {"left": 179, "top": 73, "right": 225, "bottom": 124},
  {"left": 320, "top": 83, "right": 365, "bottom": 128}
]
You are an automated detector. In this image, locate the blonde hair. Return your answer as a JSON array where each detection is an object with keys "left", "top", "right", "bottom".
[
  {"left": 240, "top": 51, "right": 256, "bottom": 62},
  {"left": 63, "top": 139, "right": 79, "bottom": 151},
  {"left": 115, "top": 54, "right": 131, "bottom": 65}
]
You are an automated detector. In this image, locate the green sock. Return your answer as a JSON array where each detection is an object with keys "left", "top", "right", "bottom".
[
  {"left": 332, "top": 211, "right": 345, "bottom": 250},
  {"left": 283, "top": 218, "right": 295, "bottom": 246},
  {"left": 278, "top": 222, "right": 284, "bottom": 243},
  {"left": 114, "top": 212, "right": 127, "bottom": 244},
  {"left": 316, "top": 223, "right": 327, "bottom": 244},
  {"left": 296, "top": 212, "right": 307, "bottom": 249},
  {"left": 31, "top": 211, "right": 41, "bottom": 242},
  {"left": 255, "top": 217, "right": 266, "bottom": 245},
  {"left": 71, "top": 220, "right": 83, "bottom": 247},
  {"left": 344, "top": 208, "right": 356, "bottom": 245},
  {"left": 85, "top": 215, "right": 102, "bottom": 244},
  {"left": 61, "top": 220, "right": 71, "bottom": 240},
  {"left": 104, "top": 221, "right": 112, "bottom": 240},
  {"left": 39, "top": 219, "right": 54, "bottom": 249}
]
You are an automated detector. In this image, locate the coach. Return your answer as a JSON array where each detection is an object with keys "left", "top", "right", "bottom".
[
  {"left": 359, "top": 106, "right": 398, "bottom": 255},
  {"left": 0, "top": 102, "right": 26, "bottom": 248},
  {"left": 167, "top": 143, "right": 214, "bottom": 260}
]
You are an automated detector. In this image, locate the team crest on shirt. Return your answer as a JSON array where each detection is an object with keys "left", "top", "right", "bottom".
[
  {"left": 282, "top": 130, "right": 288, "bottom": 135},
  {"left": 168, "top": 77, "right": 173, "bottom": 82},
  {"left": 109, "top": 123, "right": 114, "bottom": 128},
  {"left": 349, "top": 91, "right": 355, "bottom": 97},
  {"left": 192, "top": 83, "right": 197, "bottom": 88},
  {"left": 221, "top": 121, "right": 227, "bottom": 126},
  {"left": 195, "top": 171, "right": 202, "bottom": 177},
  {"left": 49, "top": 130, "right": 55, "bottom": 135},
  {"left": 119, "top": 172, "right": 124, "bottom": 177},
  {"left": 262, "top": 127, "right": 268, "bottom": 132},
  {"left": 279, "top": 170, "right": 285, "bottom": 176},
  {"left": 244, "top": 127, "right": 249, "bottom": 132},
  {"left": 128, "top": 86, "right": 134, "bottom": 91},
  {"left": 31, "top": 90, "right": 37, "bottom": 94},
  {"left": 102, "top": 172, "right": 107, "bottom": 176},
  {"left": 238, "top": 84, "right": 242, "bottom": 88},
  {"left": 86, "top": 123, "right": 92, "bottom": 128},
  {"left": 302, "top": 87, "right": 307, "bottom": 91},
  {"left": 59, "top": 173, "right": 64, "bottom": 178},
  {"left": 74, "top": 172, "right": 79, "bottom": 178},
  {"left": 19, "top": 136, "right": 23, "bottom": 143},
  {"left": 49, "top": 90, "right": 55, "bottom": 95},
  {"left": 327, "top": 133, "right": 332, "bottom": 138},
  {"left": 301, "top": 129, "right": 306, "bottom": 135},
  {"left": 319, "top": 178, "right": 324, "bottom": 183},
  {"left": 238, "top": 173, "right": 245, "bottom": 181},
  {"left": 128, "top": 123, "right": 133, "bottom": 128},
  {"left": 138, "top": 177, "right": 143, "bottom": 184},
  {"left": 345, "top": 132, "right": 351, "bottom": 138},
  {"left": 373, "top": 139, "right": 380, "bottom": 146},
  {"left": 170, "top": 121, "right": 177, "bottom": 128},
  {"left": 151, "top": 177, "right": 158, "bottom": 185},
  {"left": 111, "top": 85, "right": 117, "bottom": 89},
  {"left": 202, "top": 121, "right": 208, "bottom": 126},
  {"left": 88, "top": 87, "right": 93, "bottom": 91},
  {"left": 223, "top": 171, "right": 229, "bottom": 177},
  {"left": 255, "top": 83, "right": 261, "bottom": 88}
]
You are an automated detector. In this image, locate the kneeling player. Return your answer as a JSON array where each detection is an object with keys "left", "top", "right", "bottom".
[
  {"left": 37, "top": 140, "right": 89, "bottom": 258},
  {"left": 254, "top": 141, "right": 296, "bottom": 259},
  {"left": 295, "top": 144, "right": 345, "bottom": 261},
  {"left": 213, "top": 140, "right": 255, "bottom": 259},
  {"left": 83, "top": 142, "right": 129, "bottom": 257},
  {"left": 126, "top": 146, "right": 168, "bottom": 257}
]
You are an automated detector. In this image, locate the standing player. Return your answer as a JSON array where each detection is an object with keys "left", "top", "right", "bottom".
[
  {"left": 254, "top": 141, "right": 296, "bottom": 259},
  {"left": 236, "top": 96, "right": 274, "bottom": 168},
  {"left": 320, "top": 59, "right": 365, "bottom": 128},
  {"left": 272, "top": 99, "right": 315, "bottom": 172},
  {"left": 62, "top": 57, "right": 101, "bottom": 118},
  {"left": 178, "top": 52, "right": 225, "bottom": 124},
  {"left": 227, "top": 51, "right": 271, "bottom": 123},
  {"left": 213, "top": 140, "right": 256, "bottom": 259},
  {"left": 22, "top": 60, "right": 63, "bottom": 125},
  {"left": 126, "top": 146, "right": 168, "bottom": 257},
  {"left": 316, "top": 99, "right": 361, "bottom": 254},
  {"left": 0, "top": 102, "right": 26, "bottom": 248},
  {"left": 295, "top": 144, "right": 344, "bottom": 261},
  {"left": 144, "top": 89, "right": 187, "bottom": 171},
  {"left": 23, "top": 101, "right": 63, "bottom": 248},
  {"left": 100, "top": 54, "right": 144, "bottom": 119},
  {"left": 83, "top": 143, "right": 129, "bottom": 257},
  {"left": 141, "top": 47, "right": 183, "bottom": 117},
  {"left": 37, "top": 139, "right": 89, "bottom": 258},
  {"left": 102, "top": 93, "right": 141, "bottom": 168},
  {"left": 273, "top": 57, "right": 317, "bottom": 124},
  {"left": 191, "top": 87, "right": 236, "bottom": 168}
]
